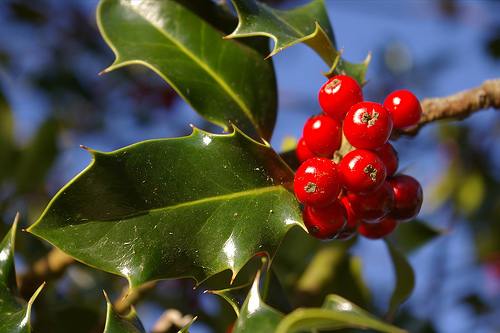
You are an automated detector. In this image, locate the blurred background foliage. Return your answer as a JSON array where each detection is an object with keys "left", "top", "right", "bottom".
[{"left": 0, "top": 0, "right": 500, "bottom": 332}]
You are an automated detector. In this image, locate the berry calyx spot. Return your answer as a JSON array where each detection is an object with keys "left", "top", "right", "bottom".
[
  {"left": 364, "top": 164, "right": 378, "bottom": 181},
  {"left": 362, "top": 111, "right": 379, "bottom": 126},
  {"left": 305, "top": 182, "right": 317, "bottom": 193},
  {"left": 325, "top": 79, "right": 341, "bottom": 94}
]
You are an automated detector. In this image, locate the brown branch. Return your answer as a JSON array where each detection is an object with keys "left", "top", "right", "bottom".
[
  {"left": 392, "top": 78, "right": 500, "bottom": 138},
  {"left": 18, "top": 247, "right": 75, "bottom": 298},
  {"left": 113, "top": 283, "right": 194, "bottom": 332},
  {"left": 113, "top": 280, "right": 158, "bottom": 314},
  {"left": 151, "top": 309, "right": 194, "bottom": 333}
]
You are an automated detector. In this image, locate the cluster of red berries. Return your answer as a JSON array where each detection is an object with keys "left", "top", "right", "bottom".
[{"left": 294, "top": 75, "right": 423, "bottom": 241}]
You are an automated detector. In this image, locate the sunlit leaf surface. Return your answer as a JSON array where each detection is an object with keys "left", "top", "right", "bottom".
[
  {"left": 103, "top": 291, "right": 145, "bottom": 333},
  {"left": 232, "top": 267, "right": 284, "bottom": 333},
  {"left": 275, "top": 294, "right": 408, "bottom": 333},
  {"left": 0, "top": 215, "right": 43, "bottom": 333},
  {"left": 29, "top": 127, "right": 303, "bottom": 291},
  {"left": 209, "top": 257, "right": 292, "bottom": 316},
  {"left": 97, "top": 0, "right": 277, "bottom": 141},
  {"left": 227, "top": 0, "right": 370, "bottom": 83}
]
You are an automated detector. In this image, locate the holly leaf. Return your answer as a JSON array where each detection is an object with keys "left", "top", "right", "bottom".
[
  {"left": 394, "top": 220, "right": 444, "bottom": 254},
  {"left": 230, "top": 269, "right": 406, "bottom": 333},
  {"left": 103, "top": 291, "right": 145, "bottom": 333},
  {"left": 226, "top": 0, "right": 370, "bottom": 83},
  {"left": 28, "top": 126, "right": 303, "bottom": 292},
  {"left": 384, "top": 241, "right": 415, "bottom": 322},
  {"left": 97, "top": 0, "right": 277, "bottom": 142},
  {"left": 15, "top": 119, "right": 59, "bottom": 193},
  {"left": 232, "top": 267, "right": 285, "bottom": 333},
  {"left": 209, "top": 256, "right": 292, "bottom": 316},
  {"left": 177, "top": 316, "right": 197, "bottom": 333},
  {"left": 0, "top": 214, "right": 44, "bottom": 333},
  {"left": 275, "top": 294, "right": 408, "bottom": 333}
]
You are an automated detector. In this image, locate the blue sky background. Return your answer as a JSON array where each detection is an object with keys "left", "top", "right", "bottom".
[{"left": 1, "top": 1, "right": 500, "bottom": 332}]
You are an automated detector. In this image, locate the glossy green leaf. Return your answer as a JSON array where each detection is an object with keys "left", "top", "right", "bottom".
[
  {"left": 97, "top": 0, "right": 277, "bottom": 142},
  {"left": 0, "top": 284, "right": 44, "bottom": 333},
  {"left": 210, "top": 282, "right": 251, "bottom": 317},
  {"left": 384, "top": 241, "right": 415, "bottom": 322},
  {"left": 177, "top": 316, "right": 197, "bottom": 333},
  {"left": 0, "top": 214, "right": 44, "bottom": 333},
  {"left": 0, "top": 215, "right": 25, "bottom": 325},
  {"left": 209, "top": 256, "right": 292, "bottom": 316},
  {"left": 394, "top": 220, "right": 444, "bottom": 254},
  {"left": 103, "top": 291, "right": 145, "bottom": 333},
  {"left": 233, "top": 268, "right": 284, "bottom": 333},
  {"left": 275, "top": 294, "right": 408, "bottom": 333},
  {"left": 219, "top": 260, "right": 404, "bottom": 332},
  {"left": 227, "top": 0, "right": 334, "bottom": 58},
  {"left": 226, "top": 0, "right": 370, "bottom": 83},
  {"left": 28, "top": 126, "right": 303, "bottom": 291}
]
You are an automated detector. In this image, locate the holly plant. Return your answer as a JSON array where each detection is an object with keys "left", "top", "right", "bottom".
[{"left": 5, "top": 0, "right": 497, "bottom": 332}]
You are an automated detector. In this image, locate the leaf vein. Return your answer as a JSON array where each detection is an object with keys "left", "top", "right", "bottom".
[{"left": 129, "top": 5, "right": 257, "bottom": 131}]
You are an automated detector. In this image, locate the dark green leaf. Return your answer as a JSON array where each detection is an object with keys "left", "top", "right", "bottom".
[
  {"left": 0, "top": 214, "right": 44, "bottom": 333},
  {"left": 177, "top": 316, "right": 197, "bottom": 333},
  {"left": 14, "top": 119, "right": 59, "bottom": 193},
  {"left": 462, "top": 294, "right": 492, "bottom": 315},
  {"left": 233, "top": 268, "right": 284, "bottom": 333},
  {"left": 209, "top": 256, "right": 292, "bottom": 316},
  {"left": 293, "top": 240, "right": 370, "bottom": 308},
  {"left": 103, "top": 291, "right": 145, "bottom": 333},
  {"left": 333, "top": 53, "right": 371, "bottom": 84},
  {"left": 0, "top": 286, "right": 43, "bottom": 333},
  {"left": 384, "top": 241, "right": 415, "bottom": 322},
  {"left": 227, "top": 0, "right": 334, "bottom": 57},
  {"left": 28, "top": 126, "right": 303, "bottom": 291},
  {"left": 0, "top": 215, "right": 25, "bottom": 320},
  {"left": 210, "top": 282, "right": 251, "bottom": 317},
  {"left": 274, "top": 294, "right": 408, "bottom": 333},
  {"left": 393, "top": 220, "right": 444, "bottom": 254},
  {"left": 226, "top": 0, "right": 370, "bottom": 84},
  {"left": 221, "top": 261, "right": 404, "bottom": 333},
  {"left": 393, "top": 311, "right": 437, "bottom": 333},
  {"left": 97, "top": 0, "right": 277, "bottom": 142}
]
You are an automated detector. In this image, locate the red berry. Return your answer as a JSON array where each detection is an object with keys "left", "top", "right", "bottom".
[
  {"left": 387, "top": 174, "right": 423, "bottom": 222},
  {"left": 338, "top": 149, "right": 387, "bottom": 194},
  {"left": 226, "top": 323, "right": 235, "bottom": 333},
  {"left": 338, "top": 196, "right": 362, "bottom": 240},
  {"left": 347, "top": 181, "right": 395, "bottom": 223},
  {"left": 294, "top": 157, "right": 342, "bottom": 207},
  {"left": 373, "top": 142, "right": 399, "bottom": 177},
  {"left": 302, "top": 115, "right": 342, "bottom": 158},
  {"left": 343, "top": 102, "right": 393, "bottom": 150},
  {"left": 302, "top": 199, "right": 348, "bottom": 240},
  {"left": 296, "top": 137, "right": 316, "bottom": 163},
  {"left": 358, "top": 216, "right": 398, "bottom": 239},
  {"left": 383, "top": 90, "right": 422, "bottom": 130},
  {"left": 318, "top": 75, "right": 363, "bottom": 122}
]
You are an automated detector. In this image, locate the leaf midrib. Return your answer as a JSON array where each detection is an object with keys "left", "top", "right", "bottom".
[
  {"left": 89, "top": 185, "right": 287, "bottom": 223},
  {"left": 263, "top": 3, "right": 307, "bottom": 38},
  {"left": 236, "top": 0, "right": 308, "bottom": 39},
  {"left": 122, "top": 1, "right": 259, "bottom": 133}
]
